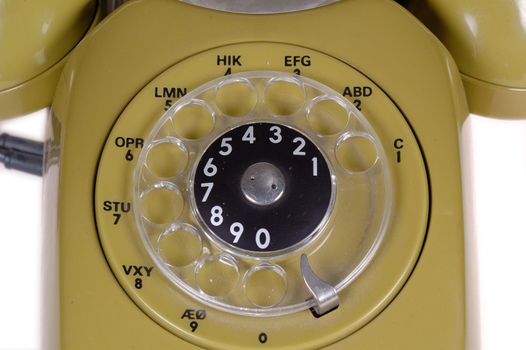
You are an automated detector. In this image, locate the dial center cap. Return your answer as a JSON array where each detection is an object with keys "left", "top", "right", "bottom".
[{"left": 241, "top": 162, "right": 285, "bottom": 206}]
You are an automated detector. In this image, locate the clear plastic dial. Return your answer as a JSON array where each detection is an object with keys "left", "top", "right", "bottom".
[{"left": 133, "top": 71, "right": 392, "bottom": 317}]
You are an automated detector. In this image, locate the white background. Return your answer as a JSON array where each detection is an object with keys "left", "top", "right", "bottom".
[
  {"left": 0, "top": 110, "right": 46, "bottom": 350},
  {"left": 1, "top": 110, "right": 526, "bottom": 349}
]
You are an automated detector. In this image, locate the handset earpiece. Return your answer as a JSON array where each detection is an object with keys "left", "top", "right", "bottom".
[{"left": 0, "top": 0, "right": 102, "bottom": 120}]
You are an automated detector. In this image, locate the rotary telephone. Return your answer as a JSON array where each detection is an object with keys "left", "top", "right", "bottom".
[{"left": 1, "top": 1, "right": 525, "bottom": 349}]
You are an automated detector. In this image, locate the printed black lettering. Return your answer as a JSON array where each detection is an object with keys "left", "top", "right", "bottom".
[
  {"left": 155, "top": 87, "right": 187, "bottom": 99},
  {"left": 181, "top": 310, "right": 196, "bottom": 319},
  {"left": 143, "top": 266, "right": 154, "bottom": 277},
  {"left": 217, "top": 55, "right": 242, "bottom": 66},
  {"left": 103, "top": 201, "right": 131, "bottom": 212},
  {"left": 122, "top": 265, "right": 133, "bottom": 275},
  {"left": 217, "top": 55, "right": 228, "bottom": 65},
  {"left": 103, "top": 201, "right": 112, "bottom": 211},
  {"left": 121, "top": 202, "right": 131, "bottom": 213},
  {"left": 394, "top": 138, "right": 404, "bottom": 149},
  {"left": 343, "top": 86, "right": 373, "bottom": 98},
  {"left": 284, "top": 55, "right": 311, "bottom": 67},
  {"left": 133, "top": 266, "right": 143, "bottom": 276},
  {"left": 114, "top": 137, "right": 144, "bottom": 149},
  {"left": 115, "top": 137, "right": 126, "bottom": 147},
  {"left": 394, "top": 139, "right": 404, "bottom": 163}
]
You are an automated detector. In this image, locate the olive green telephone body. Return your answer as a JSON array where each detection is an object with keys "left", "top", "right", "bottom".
[
  {"left": 0, "top": 0, "right": 517, "bottom": 348},
  {"left": 8, "top": 0, "right": 526, "bottom": 348},
  {"left": 39, "top": 1, "right": 468, "bottom": 349},
  {"left": 2, "top": 0, "right": 490, "bottom": 349}
]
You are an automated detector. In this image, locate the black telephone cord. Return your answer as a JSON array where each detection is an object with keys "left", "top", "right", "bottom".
[{"left": 0, "top": 134, "right": 43, "bottom": 176}]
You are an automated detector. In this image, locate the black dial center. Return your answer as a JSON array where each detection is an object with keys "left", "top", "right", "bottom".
[{"left": 193, "top": 122, "right": 333, "bottom": 253}]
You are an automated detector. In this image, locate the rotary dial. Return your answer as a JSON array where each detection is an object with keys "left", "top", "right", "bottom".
[{"left": 133, "top": 71, "right": 391, "bottom": 317}]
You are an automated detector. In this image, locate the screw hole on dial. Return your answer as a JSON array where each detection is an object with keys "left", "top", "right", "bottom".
[{"left": 172, "top": 101, "right": 215, "bottom": 139}]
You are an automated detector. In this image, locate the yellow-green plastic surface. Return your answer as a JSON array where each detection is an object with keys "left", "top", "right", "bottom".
[
  {"left": 95, "top": 43, "right": 429, "bottom": 349},
  {"left": 47, "top": 0, "right": 467, "bottom": 349},
  {"left": 408, "top": 0, "right": 526, "bottom": 118},
  {"left": 0, "top": 0, "right": 98, "bottom": 119}
]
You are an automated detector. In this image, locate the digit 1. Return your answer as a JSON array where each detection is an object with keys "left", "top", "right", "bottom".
[{"left": 312, "top": 157, "right": 318, "bottom": 177}]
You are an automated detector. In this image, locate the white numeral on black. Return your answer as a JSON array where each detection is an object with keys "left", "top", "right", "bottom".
[
  {"left": 269, "top": 126, "right": 282, "bottom": 144},
  {"left": 230, "top": 222, "right": 244, "bottom": 243},
  {"left": 204, "top": 158, "right": 218, "bottom": 177},
  {"left": 242, "top": 126, "right": 256, "bottom": 144},
  {"left": 210, "top": 206, "right": 223, "bottom": 226},
  {"left": 312, "top": 157, "right": 318, "bottom": 177},
  {"left": 255, "top": 228, "right": 271, "bottom": 249},
  {"left": 200, "top": 182, "right": 214, "bottom": 202},
  {"left": 293, "top": 137, "right": 306, "bottom": 156},
  {"left": 219, "top": 137, "right": 233, "bottom": 156}
]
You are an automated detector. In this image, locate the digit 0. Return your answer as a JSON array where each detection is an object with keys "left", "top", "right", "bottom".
[
  {"left": 255, "top": 228, "right": 270, "bottom": 249},
  {"left": 259, "top": 332, "right": 268, "bottom": 344}
]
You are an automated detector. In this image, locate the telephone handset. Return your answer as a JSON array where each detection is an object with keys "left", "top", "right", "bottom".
[{"left": 7, "top": 0, "right": 522, "bottom": 348}]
